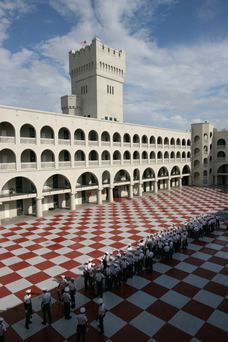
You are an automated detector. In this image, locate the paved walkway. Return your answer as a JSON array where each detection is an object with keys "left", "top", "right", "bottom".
[{"left": 0, "top": 186, "right": 227, "bottom": 341}]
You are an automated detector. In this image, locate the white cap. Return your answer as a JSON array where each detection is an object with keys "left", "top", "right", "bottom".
[
  {"left": 26, "top": 289, "right": 31, "bottom": 294},
  {"left": 64, "top": 287, "right": 70, "bottom": 292},
  {"left": 80, "top": 307, "right": 86, "bottom": 313},
  {"left": 61, "top": 275, "right": 65, "bottom": 279},
  {"left": 97, "top": 298, "right": 103, "bottom": 304}
]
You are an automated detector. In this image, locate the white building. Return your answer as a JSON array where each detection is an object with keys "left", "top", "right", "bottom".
[{"left": 3, "top": 36, "right": 224, "bottom": 221}]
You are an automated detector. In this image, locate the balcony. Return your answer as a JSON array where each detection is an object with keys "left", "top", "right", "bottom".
[
  {"left": 88, "top": 160, "right": 99, "bottom": 166},
  {"left": 123, "top": 160, "right": 131, "bottom": 165},
  {"left": 59, "top": 161, "right": 71, "bottom": 168},
  {"left": 123, "top": 142, "right": 131, "bottom": 147},
  {"left": 150, "top": 159, "right": 156, "bottom": 164},
  {"left": 21, "top": 162, "right": 37, "bottom": 169},
  {"left": 142, "top": 143, "right": 148, "bottom": 148},
  {"left": 40, "top": 138, "right": 55, "bottom": 144},
  {"left": 113, "top": 160, "right": 121, "bottom": 165},
  {"left": 133, "top": 143, "right": 140, "bottom": 148},
  {"left": 113, "top": 141, "right": 121, "bottom": 147},
  {"left": 217, "top": 157, "right": 225, "bottom": 162},
  {"left": 88, "top": 140, "right": 99, "bottom": 146},
  {"left": 142, "top": 159, "right": 148, "bottom": 164},
  {"left": 20, "top": 137, "right": 36, "bottom": 144},
  {"left": 74, "top": 140, "right": 86, "bottom": 145},
  {"left": 133, "top": 159, "right": 140, "bottom": 164},
  {"left": 74, "top": 160, "right": 86, "bottom": 167},
  {"left": 41, "top": 162, "right": 55, "bottom": 169},
  {"left": 157, "top": 159, "right": 163, "bottom": 164},
  {"left": 101, "top": 141, "right": 111, "bottom": 146},
  {"left": 101, "top": 160, "right": 111, "bottom": 166},
  {"left": 0, "top": 162, "right": 16, "bottom": 170},
  {"left": 0, "top": 136, "right": 15, "bottom": 143},
  {"left": 58, "top": 139, "right": 70, "bottom": 145}
]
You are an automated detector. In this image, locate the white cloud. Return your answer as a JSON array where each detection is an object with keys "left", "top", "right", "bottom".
[{"left": 0, "top": 0, "right": 227, "bottom": 130}]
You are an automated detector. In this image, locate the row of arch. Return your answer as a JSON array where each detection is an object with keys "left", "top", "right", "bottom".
[
  {"left": 0, "top": 148, "right": 192, "bottom": 164},
  {"left": 194, "top": 135, "right": 226, "bottom": 147},
  {"left": 0, "top": 122, "right": 191, "bottom": 146}
]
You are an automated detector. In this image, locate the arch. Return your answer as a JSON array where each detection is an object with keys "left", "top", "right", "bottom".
[
  {"left": 170, "top": 151, "right": 175, "bottom": 160},
  {"left": 41, "top": 149, "right": 54, "bottom": 162},
  {"left": 203, "top": 170, "right": 207, "bottom": 176},
  {"left": 113, "top": 150, "right": 121, "bottom": 160},
  {"left": 217, "top": 164, "right": 228, "bottom": 173},
  {"left": 203, "top": 158, "right": 208, "bottom": 165},
  {"left": 171, "top": 166, "right": 180, "bottom": 175},
  {"left": 133, "top": 151, "right": 140, "bottom": 160},
  {"left": 217, "top": 151, "right": 225, "bottom": 159},
  {"left": 203, "top": 133, "right": 208, "bottom": 141},
  {"left": 176, "top": 138, "right": 181, "bottom": 146},
  {"left": 123, "top": 151, "right": 131, "bottom": 160},
  {"left": 101, "top": 150, "right": 110, "bottom": 160},
  {"left": 142, "top": 151, "right": 148, "bottom": 159},
  {"left": 143, "top": 167, "right": 155, "bottom": 179},
  {"left": 157, "top": 151, "right": 162, "bottom": 159},
  {"left": 194, "top": 172, "right": 200, "bottom": 182},
  {"left": 58, "top": 127, "right": 70, "bottom": 140},
  {"left": 76, "top": 172, "right": 98, "bottom": 187},
  {"left": 74, "top": 150, "right": 85, "bottom": 161},
  {"left": 150, "top": 151, "right": 155, "bottom": 160},
  {"left": 176, "top": 151, "right": 181, "bottom": 158},
  {"left": 187, "top": 139, "right": 191, "bottom": 146},
  {"left": 113, "top": 132, "right": 121, "bottom": 142},
  {"left": 182, "top": 151, "right": 186, "bottom": 158},
  {"left": 123, "top": 133, "right": 131, "bottom": 143},
  {"left": 217, "top": 138, "right": 226, "bottom": 146},
  {"left": 164, "top": 151, "right": 169, "bottom": 159},
  {"left": 0, "top": 121, "right": 15, "bottom": 137},
  {"left": 133, "top": 168, "right": 140, "bottom": 180},
  {"left": 182, "top": 165, "right": 190, "bottom": 174},
  {"left": 89, "top": 150, "right": 98, "bottom": 160},
  {"left": 182, "top": 138, "right": 186, "bottom": 146},
  {"left": 157, "top": 136, "right": 162, "bottom": 145},
  {"left": 43, "top": 174, "right": 71, "bottom": 192},
  {"left": 88, "top": 130, "right": 98, "bottom": 141},
  {"left": 133, "top": 134, "right": 140, "bottom": 144},
  {"left": 170, "top": 137, "right": 175, "bottom": 146},
  {"left": 164, "top": 137, "right": 169, "bottom": 145},
  {"left": 20, "top": 123, "right": 36, "bottom": 138},
  {"left": 74, "top": 129, "right": 85, "bottom": 140},
  {"left": 187, "top": 151, "right": 191, "bottom": 158},
  {"left": 102, "top": 170, "right": 110, "bottom": 184},
  {"left": 158, "top": 167, "right": 169, "bottom": 177},
  {"left": 21, "top": 149, "right": 36, "bottom": 162},
  {"left": 203, "top": 145, "right": 208, "bottom": 152},
  {"left": 59, "top": 149, "right": 71, "bottom": 161},
  {"left": 114, "top": 169, "right": 130, "bottom": 183},
  {"left": 194, "top": 135, "right": 200, "bottom": 144},
  {"left": 142, "top": 135, "right": 148, "bottom": 144},
  {"left": 101, "top": 131, "right": 110, "bottom": 142},
  {"left": 194, "top": 148, "right": 200, "bottom": 156},
  {"left": 150, "top": 136, "right": 155, "bottom": 144},
  {"left": 194, "top": 160, "right": 200, "bottom": 167},
  {"left": 0, "top": 148, "right": 16, "bottom": 163},
  {"left": 40, "top": 126, "right": 54, "bottom": 139},
  {"left": 2, "top": 176, "right": 37, "bottom": 195}
]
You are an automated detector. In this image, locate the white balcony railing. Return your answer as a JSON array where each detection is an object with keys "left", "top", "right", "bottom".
[
  {"left": 21, "top": 162, "right": 37, "bottom": 169},
  {"left": 20, "top": 137, "right": 36, "bottom": 144},
  {"left": 113, "top": 141, "right": 121, "bottom": 147},
  {"left": 133, "top": 159, "right": 140, "bottom": 164},
  {"left": 0, "top": 136, "right": 15, "bottom": 143},
  {"left": 142, "top": 143, "right": 148, "bottom": 148},
  {"left": 41, "top": 161, "right": 55, "bottom": 168},
  {"left": 74, "top": 160, "right": 86, "bottom": 167},
  {"left": 40, "top": 138, "right": 55, "bottom": 144},
  {"left": 0, "top": 162, "right": 16, "bottom": 170},
  {"left": 150, "top": 159, "right": 156, "bottom": 164},
  {"left": 58, "top": 139, "right": 70, "bottom": 145},
  {"left": 88, "top": 141, "right": 99, "bottom": 146},
  {"left": 101, "top": 141, "right": 111, "bottom": 146},
  {"left": 74, "top": 139, "right": 86, "bottom": 145},
  {"left": 101, "top": 160, "right": 111, "bottom": 166},
  {"left": 157, "top": 159, "right": 163, "bottom": 164},
  {"left": 142, "top": 159, "right": 148, "bottom": 164},
  {"left": 59, "top": 161, "right": 71, "bottom": 168},
  {"left": 88, "top": 160, "right": 99, "bottom": 166},
  {"left": 123, "top": 142, "right": 131, "bottom": 147},
  {"left": 113, "top": 160, "right": 121, "bottom": 165},
  {"left": 133, "top": 143, "right": 140, "bottom": 148},
  {"left": 123, "top": 160, "right": 131, "bottom": 165}
]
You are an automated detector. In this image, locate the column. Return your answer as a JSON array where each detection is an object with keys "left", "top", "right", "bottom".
[
  {"left": 167, "top": 178, "right": 171, "bottom": 190},
  {"left": 139, "top": 183, "right": 143, "bottom": 197},
  {"left": 98, "top": 189, "right": 102, "bottom": 205},
  {"left": 179, "top": 177, "right": 182, "bottom": 188},
  {"left": 36, "top": 197, "right": 43, "bottom": 218},
  {"left": 109, "top": 187, "right": 113, "bottom": 203},
  {"left": 70, "top": 192, "right": 75, "bottom": 211},
  {"left": 154, "top": 180, "right": 158, "bottom": 193},
  {"left": 129, "top": 184, "right": 133, "bottom": 199}
]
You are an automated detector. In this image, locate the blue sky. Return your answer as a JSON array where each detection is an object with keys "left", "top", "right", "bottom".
[{"left": 0, "top": 0, "right": 228, "bottom": 130}]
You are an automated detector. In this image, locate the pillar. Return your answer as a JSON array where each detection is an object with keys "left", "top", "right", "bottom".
[
  {"left": 154, "top": 180, "right": 158, "bottom": 193},
  {"left": 139, "top": 183, "right": 143, "bottom": 197},
  {"left": 70, "top": 192, "right": 75, "bottom": 211},
  {"left": 98, "top": 189, "right": 102, "bottom": 205},
  {"left": 109, "top": 187, "right": 113, "bottom": 203},
  {"left": 179, "top": 177, "right": 182, "bottom": 188},
  {"left": 36, "top": 197, "right": 43, "bottom": 218},
  {"left": 129, "top": 184, "right": 133, "bottom": 199},
  {"left": 167, "top": 178, "right": 171, "bottom": 190}
]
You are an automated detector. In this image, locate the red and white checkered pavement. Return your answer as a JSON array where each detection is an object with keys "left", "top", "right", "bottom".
[{"left": 0, "top": 186, "right": 227, "bottom": 341}]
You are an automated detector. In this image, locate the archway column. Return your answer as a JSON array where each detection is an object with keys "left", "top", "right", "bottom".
[
  {"left": 154, "top": 179, "right": 158, "bottom": 193},
  {"left": 129, "top": 184, "right": 133, "bottom": 199},
  {"left": 179, "top": 176, "right": 182, "bottom": 188},
  {"left": 70, "top": 192, "right": 76, "bottom": 211},
  {"left": 139, "top": 183, "right": 143, "bottom": 197},
  {"left": 98, "top": 189, "right": 102, "bottom": 205},
  {"left": 167, "top": 178, "right": 171, "bottom": 190},
  {"left": 109, "top": 187, "right": 113, "bottom": 203},
  {"left": 36, "top": 197, "right": 43, "bottom": 217}
]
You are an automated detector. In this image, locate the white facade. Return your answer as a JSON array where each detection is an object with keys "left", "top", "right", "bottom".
[{"left": 7, "top": 37, "right": 228, "bottom": 221}]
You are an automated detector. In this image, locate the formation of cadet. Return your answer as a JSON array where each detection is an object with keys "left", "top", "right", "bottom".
[
  {"left": 56, "top": 275, "right": 77, "bottom": 318},
  {"left": 82, "top": 214, "right": 219, "bottom": 293},
  {"left": 0, "top": 317, "right": 6, "bottom": 342}
]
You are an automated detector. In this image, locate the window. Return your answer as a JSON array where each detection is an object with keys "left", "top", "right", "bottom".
[{"left": 105, "top": 116, "right": 108, "bottom": 120}]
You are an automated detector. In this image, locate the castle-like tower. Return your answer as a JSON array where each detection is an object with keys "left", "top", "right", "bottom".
[{"left": 61, "top": 37, "right": 125, "bottom": 122}]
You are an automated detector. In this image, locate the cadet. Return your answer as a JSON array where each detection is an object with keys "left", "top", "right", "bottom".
[
  {"left": 95, "top": 269, "right": 105, "bottom": 297},
  {"left": 0, "top": 317, "right": 6, "bottom": 342},
  {"left": 76, "top": 307, "right": 88, "bottom": 342},
  {"left": 24, "top": 289, "right": 33, "bottom": 329},
  {"left": 69, "top": 278, "right": 77, "bottom": 309},
  {"left": 83, "top": 262, "right": 89, "bottom": 290},
  {"left": 97, "top": 298, "right": 107, "bottom": 335},
  {"left": 41, "top": 289, "right": 52, "bottom": 325},
  {"left": 62, "top": 287, "right": 71, "bottom": 319}
]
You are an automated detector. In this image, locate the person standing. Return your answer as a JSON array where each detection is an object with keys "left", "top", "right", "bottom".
[
  {"left": 62, "top": 287, "right": 71, "bottom": 319},
  {"left": 95, "top": 269, "right": 105, "bottom": 297},
  {"left": 41, "top": 289, "right": 52, "bottom": 325},
  {"left": 97, "top": 298, "right": 107, "bottom": 335},
  {"left": 0, "top": 317, "right": 6, "bottom": 342},
  {"left": 24, "top": 289, "right": 33, "bottom": 329},
  {"left": 76, "top": 307, "right": 88, "bottom": 342},
  {"left": 69, "top": 278, "right": 77, "bottom": 309}
]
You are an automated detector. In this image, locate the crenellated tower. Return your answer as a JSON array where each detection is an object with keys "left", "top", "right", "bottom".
[{"left": 61, "top": 37, "right": 125, "bottom": 122}]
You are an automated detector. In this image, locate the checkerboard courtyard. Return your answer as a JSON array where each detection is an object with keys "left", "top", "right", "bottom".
[{"left": 0, "top": 186, "right": 227, "bottom": 341}]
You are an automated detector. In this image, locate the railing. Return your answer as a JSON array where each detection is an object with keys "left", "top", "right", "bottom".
[
  {"left": 21, "top": 162, "right": 37, "bottom": 169},
  {"left": 142, "top": 143, "right": 148, "bottom": 148},
  {"left": 150, "top": 159, "right": 156, "bottom": 164},
  {"left": 164, "top": 159, "right": 169, "bottom": 164},
  {"left": 217, "top": 157, "right": 225, "bottom": 162},
  {"left": 150, "top": 143, "right": 156, "bottom": 148},
  {"left": 20, "top": 137, "right": 36, "bottom": 144},
  {"left": 113, "top": 160, "right": 121, "bottom": 165},
  {"left": 0, "top": 136, "right": 15, "bottom": 143},
  {"left": 40, "top": 138, "right": 55, "bottom": 144},
  {"left": 217, "top": 145, "right": 226, "bottom": 149},
  {"left": 123, "top": 160, "right": 131, "bottom": 165},
  {"left": 164, "top": 145, "right": 169, "bottom": 149},
  {"left": 157, "top": 159, "right": 163, "bottom": 164},
  {"left": 133, "top": 143, "right": 140, "bottom": 147},
  {"left": 142, "top": 159, "right": 148, "bottom": 164},
  {"left": 58, "top": 139, "right": 70, "bottom": 145},
  {"left": 41, "top": 162, "right": 55, "bottom": 168},
  {"left": 0, "top": 162, "right": 16, "bottom": 170},
  {"left": 101, "top": 160, "right": 111, "bottom": 166},
  {"left": 113, "top": 141, "right": 121, "bottom": 147},
  {"left": 157, "top": 144, "right": 163, "bottom": 148},
  {"left": 59, "top": 161, "right": 71, "bottom": 168},
  {"left": 74, "top": 160, "right": 86, "bottom": 167},
  {"left": 123, "top": 142, "right": 131, "bottom": 147},
  {"left": 74, "top": 139, "right": 86, "bottom": 145},
  {"left": 101, "top": 141, "right": 111, "bottom": 146},
  {"left": 88, "top": 140, "right": 99, "bottom": 146},
  {"left": 176, "top": 158, "right": 181, "bottom": 162},
  {"left": 88, "top": 160, "right": 99, "bottom": 166},
  {"left": 133, "top": 159, "right": 140, "bottom": 164}
]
